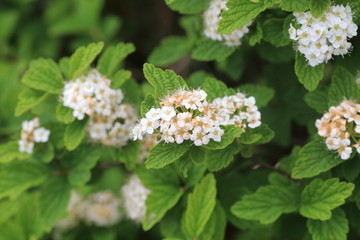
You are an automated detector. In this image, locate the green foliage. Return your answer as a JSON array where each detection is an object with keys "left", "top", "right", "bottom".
[
  {"left": 204, "top": 125, "right": 243, "bottom": 150},
  {"left": 0, "top": 141, "right": 29, "bottom": 163},
  {"left": 202, "top": 77, "right": 234, "bottom": 100},
  {"left": 310, "top": 0, "right": 331, "bottom": 18},
  {"left": 15, "top": 88, "right": 49, "bottom": 116},
  {"left": 55, "top": 104, "right": 75, "bottom": 124},
  {"left": 262, "top": 18, "right": 291, "bottom": 47},
  {"left": 279, "top": 0, "right": 309, "bottom": 12},
  {"left": 295, "top": 52, "right": 324, "bottom": 91},
  {"left": 192, "top": 38, "right": 235, "bottom": 61},
  {"left": 64, "top": 118, "right": 88, "bottom": 151},
  {"left": 300, "top": 178, "right": 354, "bottom": 220},
  {"left": 168, "top": 0, "right": 211, "bottom": 14}
]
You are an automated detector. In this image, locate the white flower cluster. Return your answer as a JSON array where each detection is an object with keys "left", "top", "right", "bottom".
[
  {"left": 316, "top": 100, "right": 360, "bottom": 160},
  {"left": 61, "top": 69, "right": 137, "bottom": 147},
  {"left": 132, "top": 89, "right": 261, "bottom": 146},
  {"left": 121, "top": 175, "right": 150, "bottom": 223},
  {"left": 203, "top": 0, "right": 252, "bottom": 46},
  {"left": 289, "top": 5, "right": 358, "bottom": 66},
  {"left": 18, "top": 118, "right": 50, "bottom": 154}
]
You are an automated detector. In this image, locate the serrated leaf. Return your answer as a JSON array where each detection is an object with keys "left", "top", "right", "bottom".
[
  {"left": 300, "top": 178, "right": 354, "bottom": 220},
  {"left": 231, "top": 184, "right": 300, "bottom": 224},
  {"left": 168, "top": 0, "right": 211, "bottom": 14},
  {"left": 97, "top": 42, "right": 135, "bottom": 76},
  {"left": 291, "top": 141, "right": 343, "bottom": 179},
  {"left": 218, "top": 0, "right": 267, "bottom": 34},
  {"left": 238, "top": 84, "right": 274, "bottom": 108},
  {"left": 55, "top": 103, "right": 75, "bottom": 124},
  {"left": 0, "top": 161, "right": 48, "bottom": 200},
  {"left": 307, "top": 208, "right": 349, "bottom": 240},
  {"left": 192, "top": 38, "right": 235, "bottom": 62},
  {"left": 295, "top": 52, "right": 324, "bottom": 91},
  {"left": 145, "top": 141, "right": 191, "bottom": 169},
  {"left": 239, "top": 124, "right": 275, "bottom": 145},
  {"left": 279, "top": 0, "right": 309, "bottom": 12},
  {"left": 204, "top": 125, "right": 243, "bottom": 150},
  {"left": 304, "top": 85, "right": 329, "bottom": 113},
  {"left": 205, "top": 142, "right": 240, "bottom": 171},
  {"left": 64, "top": 119, "right": 88, "bottom": 151},
  {"left": 341, "top": 157, "right": 360, "bottom": 182},
  {"left": 39, "top": 176, "right": 71, "bottom": 232},
  {"left": 0, "top": 141, "right": 30, "bottom": 163},
  {"left": 22, "top": 58, "right": 64, "bottom": 94},
  {"left": 198, "top": 202, "right": 226, "bottom": 240},
  {"left": 262, "top": 18, "right": 291, "bottom": 47},
  {"left": 143, "top": 63, "right": 188, "bottom": 98},
  {"left": 148, "top": 36, "right": 194, "bottom": 67},
  {"left": 187, "top": 71, "right": 212, "bottom": 89},
  {"left": 141, "top": 94, "right": 157, "bottom": 118},
  {"left": 110, "top": 70, "right": 132, "bottom": 89},
  {"left": 15, "top": 88, "right": 49, "bottom": 116},
  {"left": 310, "top": 0, "right": 330, "bottom": 18},
  {"left": 70, "top": 42, "right": 104, "bottom": 79},
  {"left": 189, "top": 145, "right": 207, "bottom": 165},
  {"left": 59, "top": 57, "right": 70, "bottom": 79},
  {"left": 182, "top": 174, "right": 217, "bottom": 239},
  {"left": 328, "top": 67, "right": 360, "bottom": 107},
  {"left": 202, "top": 77, "right": 235, "bottom": 101}
]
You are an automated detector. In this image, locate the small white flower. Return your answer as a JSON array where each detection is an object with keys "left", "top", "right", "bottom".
[
  {"left": 18, "top": 140, "right": 34, "bottom": 154},
  {"left": 160, "top": 106, "right": 176, "bottom": 121},
  {"left": 33, "top": 128, "right": 50, "bottom": 143},
  {"left": 145, "top": 108, "right": 161, "bottom": 120}
]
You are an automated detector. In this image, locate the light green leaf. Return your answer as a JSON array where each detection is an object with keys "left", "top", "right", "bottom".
[
  {"left": 141, "top": 94, "right": 157, "bottom": 118},
  {"left": 307, "top": 208, "right": 349, "bottom": 240},
  {"left": 295, "top": 52, "right": 324, "bottom": 91},
  {"left": 189, "top": 145, "right": 207, "bottom": 165},
  {"left": 55, "top": 103, "right": 75, "bottom": 124},
  {"left": 118, "top": 141, "right": 140, "bottom": 170},
  {"left": 143, "top": 63, "right": 188, "bottom": 98},
  {"left": 304, "top": 85, "right": 329, "bottom": 113},
  {"left": 291, "top": 141, "right": 343, "bottom": 179},
  {"left": 0, "top": 161, "right": 48, "bottom": 200},
  {"left": 59, "top": 57, "right": 70, "bottom": 79},
  {"left": 148, "top": 36, "right": 194, "bottom": 67},
  {"left": 198, "top": 202, "right": 226, "bottom": 240},
  {"left": 0, "top": 141, "right": 29, "bottom": 163},
  {"left": 231, "top": 184, "right": 301, "bottom": 224},
  {"left": 0, "top": 198, "right": 18, "bottom": 224},
  {"left": 202, "top": 77, "right": 235, "bottom": 101},
  {"left": 146, "top": 141, "right": 191, "bottom": 169},
  {"left": 64, "top": 119, "right": 88, "bottom": 151},
  {"left": 262, "top": 18, "right": 292, "bottom": 47},
  {"left": 187, "top": 71, "right": 213, "bottom": 89},
  {"left": 33, "top": 143, "right": 54, "bottom": 163},
  {"left": 168, "top": 0, "right": 211, "bottom": 14},
  {"left": 239, "top": 124, "right": 275, "bottom": 145},
  {"left": 310, "top": 0, "right": 330, "bottom": 18},
  {"left": 15, "top": 88, "right": 49, "bottom": 116},
  {"left": 218, "top": 0, "right": 267, "bottom": 34},
  {"left": 300, "top": 178, "right": 354, "bottom": 220},
  {"left": 110, "top": 70, "right": 132, "bottom": 89},
  {"left": 70, "top": 42, "right": 104, "bottom": 79},
  {"left": 192, "top": 38, "right": 235, "bottom": 62},
  {"left": 279, "top": 0, "right": 309, "bottom": 12},
  {"left": 328, "top": 67, "right": 360, "bottom": 107},
  {"left": 204, "top": 125, "right": 243, "bottom": 150},
  {"left": 238, "top": 84, "right": 274, "bottom": 108},
  {"left": 97, "top": 42, "right": 135, "bottom": 76},
  {"left": 22, "top": 58, "right": 64, "bottom": 94},
  {"left": 205, "top": 142, "right": 240, "bottom": 171},
  {"left": 39, "top": 177, "right": 71, "bottom": 231},
  {"left": 182, "top": 174, "right": 217, "bottom": 239}
]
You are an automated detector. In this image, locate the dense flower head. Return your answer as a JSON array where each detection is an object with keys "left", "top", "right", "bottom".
[
  {"left": 61, "top": 69, "right": 137, "bottom": 147},
  {"left": 18, "top": 117, "right": 50, "bottom": 154},
  {"left": 121, "top": 175, "right": 150, "bottom": 223},
  {"left": 132, "top": 89, "right": 261, "bottom": 146},
  {"left": 203, "top": 0, "right": 252, "bottom": 46},
  {"left": 316, "top": 100, "right": 360, "bottom": 160},
  {"left": 289, "top": 5, "right": 358, "bottom": 66}
]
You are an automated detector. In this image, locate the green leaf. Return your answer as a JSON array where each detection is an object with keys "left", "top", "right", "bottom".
[
  {"left": 205, "top": 142, "right": 240, "bottom": 171},
  {"left": 304, "top": 85, "right": 329, "bottom": 113},
  {"left": 39, "top": 177, "right": 71, "bottom": 231},
  {"left": 204, "top": 125, "right": 243, "bottom": 150},
  {"left": 55, "top": 103, "right": 75, "bottom": 124},
  {"left": 300, "top": 178, "right": 354, "bottom": 220},
  {"left": 279, "top": 0, "right": 309, "bottom": 12},
  {"left": 198, "top": 202, "right": 226, "bottom": 240},
  {"left": 238, "top": 84, "right": 274, "bottom": 108},
  {"left": 143, "top": 63, "right": 187, "bottom": 99},
  {"left": 21, "top": 58, "right": 64, "bottom": 94},
  {"left": 0, "top": 161, "right": 48, "bottom": 200},
  {"left": 189, "top": 145, "right": 207, "bottom": 165},
  {"left": 262, "top": 18, "right": 291, "bottom": 47},
  {"left": 146, "top": 141, "right": 191, "bottom": 169},
  {"left": 141, "top": 94, "right": 157, "bottom": 118},
  {"left": 218, "top": 0, "right": 267, "bottom": 34},
  {"left": 192, "top": 38, "right": 235, "bottom": 62},
  {"left": 110, "top": 70, "right": 132, "bottom": 89},
  {"left": 187, "top": 71, "right": 212, "bottom": 89},
  {"left": 239, "top": 124, "right": 275, "bottom": 145},
  {"left": 249, "top": 22, "right": 263, "bottom": 46},
  {"left": 97, "top": 42, "right": 135, "bottom": 76},
  {"left": 118, "top": 141, "right": 140, "bottom": 170},
  {"left": 341, "top": 157, "right": 360, "bottom": 182},
  {"left": 69, "top": 42, "right": 104, "bottom": 79},
  {"left": 138, "top": 167, "right": 184, "bottom": 230},
  {"left": 0, "top": 198, "right": 18, "bottom": 224},
  {"left": 182, "top": 174, "right": 217, "bottom": 239},
  {"left": 310, "top": 0, "right": 330, "bottom": 18},
  {"left": 15, "top": 88, "right": 49, "bottom": 116},
  {"left": 59, "top": 57, "right": 70, "bottom": 79},
  {"left": 0, "top": 141, "right": 29, "bottom": 163},
  {"left": 295, "top": 52, "right": 324, "bottom": 91},
  {"left": 328, "top": 67, "right": 360, "bottom": 107},
  {"left": 168, "top": 0, "right": 211, "bottom": 14},
  {"left": 231, "top": 183, "right": 300, "bottom": 224},
  {"left": 202, "top": 77, "right": 235, "bottom": 101},
  {"left": 64, "top": 119, "right": 88, "bottom": 151},
  {"left": 291, "top": 141, "right": 343, "bottom": 179},
  {"left": 307, "top": 208, "right": 349, "bottom": 240},
  {"left": 148, "top": 36, "right": 194, "bottom": 67},
  {"left": 33, "top": 143, "right": 54, "bottom": 163}
]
